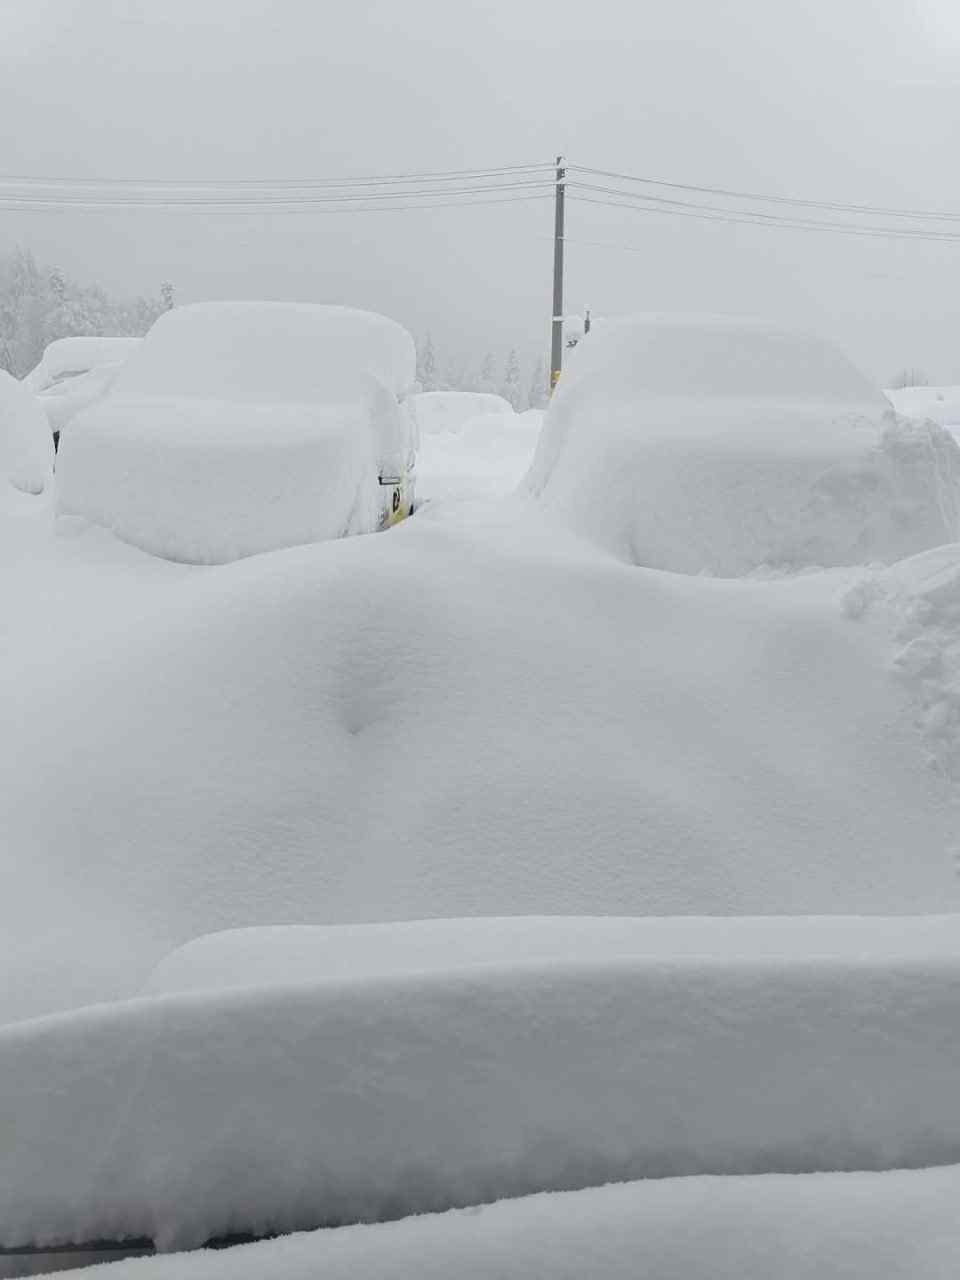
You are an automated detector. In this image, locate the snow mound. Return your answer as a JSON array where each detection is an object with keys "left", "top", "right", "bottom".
[
  {"left": 0, "top": 370, "right": 53, "bottom": 495},
  {"left": 4, "top": 915, "right": 960, "bottom": 1253},
  {"left": 54, "top": 304, "right": 419, "bottom": 563},
  {"left": 21, "top": 337, "right": 142, "bottom": 394},
  {"left": 415, "top": 409, "right": 542, "bottom": 504},
  {"left": 528, "top": 315, "right": 960, "bottom": 575},
  {"left": 843, "top": 543, "right": 960, "bottom": 778},
  {"left": 36, "top": 1167, "right": 960, "bottom": 1280},
  {"left": 411, "top": 391, "right": 514, "bottom": 435},
  {"left": 113, "top": 303, "right": 416, "bottom": 401},
  {"left": 886, "top": 384, "right": 960, "bottom": 429}
]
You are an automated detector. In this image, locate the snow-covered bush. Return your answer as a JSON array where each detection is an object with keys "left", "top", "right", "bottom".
[
  {"left": 0, "top": 369, "right": 53, "bottom": 495},
  {"left": 528, "top": 315, "right": 960, "bottom": 576}
]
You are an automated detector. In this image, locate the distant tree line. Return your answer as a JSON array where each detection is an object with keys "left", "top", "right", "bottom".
[
  {"left": 416, "top": 333, "right": 548, "bottom": 411},
  {"left": 0, "top": 246, "right": 173, "bottom": 378},
  {"left": 888, "top": 368, "right": 930, "bottom": 390}
]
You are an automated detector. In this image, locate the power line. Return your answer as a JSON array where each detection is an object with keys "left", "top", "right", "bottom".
[
  {"left": 568, "top": 188, "right": 960, "bottom": 244},
  {"left": 0, "top": 191, "right": 554, "bottom": 216},
  {"left": 0, "top": 161, "right": 554, "bottom": 192},
  {"left": 567, "top": 163, "right": 960, "bottom": 224}
]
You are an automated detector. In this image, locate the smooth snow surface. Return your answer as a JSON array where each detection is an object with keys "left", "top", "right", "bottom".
[
  {"left": 2, "top": 495, "right": 959, "bottom": 1022},
  {"left": 111, "top": 303, "right": 415, "bottom": 401},
  {"left": 54, "top": 304, "right": 418, "bottom": 563},
  {"left": 529, "top": 315, "right": 960, "bottom": 575},
  {"left": 415, "top": 409, "right": 541, "bottom": 504},
  {"left": 0, "top": 370, "right": 53, "bottom": 494},
  {"left": 30, "top": 1167, "right": 960, "bottom": 1280},
  {"left": 4, "top": 915, "right": 960, "bottom": 1252},
  {"left": 411, "top": 391, "right": 514, "bottom": 434}
]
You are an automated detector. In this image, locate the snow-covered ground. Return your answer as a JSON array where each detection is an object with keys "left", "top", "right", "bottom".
[
  {"left": 30, "top": 1167, "right": 960, "bottom": 1280},
  {"left": 3, "top": 312, "right": 960, "bottom": 1276}
]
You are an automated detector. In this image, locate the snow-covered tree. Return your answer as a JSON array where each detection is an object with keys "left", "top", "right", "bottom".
[
  {"left": 889, "top": 367, "right": 929, "bottom": 389},
  {"left": 527, "top": 357, "right": 549, "bottom": 409},
  {"left": 500, "top": 348, "right": 522, "bottom": 410},
  {"left": 417, "top": 333, "right": 439, "bottom": 391}
]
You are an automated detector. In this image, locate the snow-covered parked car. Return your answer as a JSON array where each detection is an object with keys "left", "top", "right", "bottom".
[
  {"left": 23, "top": 335, "right": 142, "bottom": 447},
  {"left": 528, "top": 314, "right": 960, "bottom": 576},
  {"left": 410, "top": 390, "right": 514, "bottom": 435},
  {"left": 55, "top": 303, "right": 418, "bottom": 564}
]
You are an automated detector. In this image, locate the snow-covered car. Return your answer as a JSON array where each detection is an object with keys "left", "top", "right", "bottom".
[
  {"left": 23, "top": 335, "right": 142, "bottom": 447},
  {"left": 528, "top": 314, "right": 960, "bottom": 576},
  {"left": 55, "top": 303, "right": 418, "bottom": 563},
  {"left": 410, "top": 390, "right": 514, "bottom": 435}
]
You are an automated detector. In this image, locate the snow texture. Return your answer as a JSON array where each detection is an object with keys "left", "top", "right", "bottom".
[
  {"left": 529, "top": 315, "right": 960, "bottom": 575},
  {"left": 4, "top": 915, "right": 960, "bottom": 1253},
  {"left": 54, "top": 304, "right": 418, "bottom": 563},
  {"left": 0, "top": 370, "right": 53, "bottom": 495},
  {"left": 843, "top": 543, "right": 960, "bottom": 779},
  {"left": 27, "top": 1166, "right": 960, "bottom": 1280},
  {"left": 410, "top": 391, "right": 514, "bottom": 434}
]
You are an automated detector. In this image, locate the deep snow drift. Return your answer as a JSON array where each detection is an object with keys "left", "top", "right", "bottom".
[
  {"left": 55, "top": 304, "right": 418, "bottom": 564},
  {"left": 4, "top": 915, "right": 960, "bottom": 1252},
  {"left": 0, "top": 370, "right": 53, "bottom": 495},
  {"left": 31, "top": 1167, "right": 960, "bottom": 1280},
  {"left": 2, "top": 496, "right": 959, "bottom": 1023},
  {"left": 529, "top": 316, "right": 960, "bottom": 575}
]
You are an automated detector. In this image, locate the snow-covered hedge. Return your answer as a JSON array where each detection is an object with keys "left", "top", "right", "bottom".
[
  {"left": 529, "top": 315, "right": 960, "bottom": 575},
  {"left": 0, "top": 369, "right": 53, "bottom": 495},
  {"left": 3, "top": 914, "right": 960, "bottom": 1252}
]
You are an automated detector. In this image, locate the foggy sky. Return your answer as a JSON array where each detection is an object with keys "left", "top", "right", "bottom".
[{"left": 1, "top": 0, "right": 958, "bottom": 383}]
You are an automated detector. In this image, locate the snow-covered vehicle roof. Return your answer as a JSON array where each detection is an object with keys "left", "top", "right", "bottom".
[
  {"left": 55, "top": 303, "right": 418, "bottom": 564},
  {"left": 528, "top": 314, "right": 960, "bottom": 576},
  {"left": 410, "top": 391, "right": 514, "bottom": 435}
]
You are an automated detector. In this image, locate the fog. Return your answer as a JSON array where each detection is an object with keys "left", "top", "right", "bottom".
[{"left": 1, "top": 0, "right": 958, "bottom": 381}]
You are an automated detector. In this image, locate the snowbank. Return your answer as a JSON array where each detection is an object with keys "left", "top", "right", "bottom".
[
  {"left": 21, "top": 337, "right": 142, "bottom": 395},
  {"left": 411, "top": 391, "right": 514, "bottom": 434},
  {"left": 529, "top": 316, "right": 960, "bottom": 575},
  {"left": 32, "top": 1166, "right": 960, "bottom": 1280},
  {"left": 886, "top": 384, "right": 960, "bottom": 429},
  {"left": 4, "top": 915, "right": 960, "bottom": 1252},
  {"left": 55, "top": 304, "right": 419, "bottom": 563},
  {"left": 0, "top": 370, "right": 53, "bottom": 495},
  {"left": 4, "top": 502, "right": 959, "bottom": 1024},
  {"left": 843, "top": 542, "right": 960, "bottom": 778}
]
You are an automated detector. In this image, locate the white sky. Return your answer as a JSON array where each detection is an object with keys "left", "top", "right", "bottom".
[{"left": 0, "top": 0, "right": 958, "bottom": 382}]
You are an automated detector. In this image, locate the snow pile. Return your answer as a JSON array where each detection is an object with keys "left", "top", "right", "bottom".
[
  {"left": 411, "top": 391, "right": 514, "bottom": 435},
  {"left": 843, "top": 543, "right": 960, "bottom": 778},
  {"left": 0, "top": 370, "right": 53, "bottom": 495},
  {"left": 3, "top": 915, "right": 960, "bottom": 1252},
  {"left": 55, "top": 304, "right": 418, "bottom": 563},
  {"left": 886, "top": 384, "right": 960, "bottom": 430},
  {"left": 34, "top": 1167, "right": 960, "bottom": 1280},
  {"left": 21, "top": 337, "right": 142, "bottom": 395},
  {"left": 4, "top": 504, "right": 960, "bottom": 1024},
  {"left": 528, "top": 315, "right": 960, "bottom": 575}
]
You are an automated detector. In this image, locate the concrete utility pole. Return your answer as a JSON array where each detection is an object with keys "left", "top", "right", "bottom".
[{"left": 550, "top": 155, "right": 566, "bottom": 394}]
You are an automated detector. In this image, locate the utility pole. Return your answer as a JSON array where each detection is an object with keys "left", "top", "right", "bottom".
[{"left": 550, "top": 155, "right": 566, "bottom": 394}]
